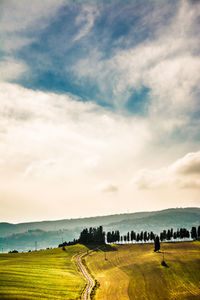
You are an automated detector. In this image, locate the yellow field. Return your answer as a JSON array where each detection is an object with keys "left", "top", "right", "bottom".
[
  {"left": 85, "top": 242, "right": 200, "bottom": 300},
  {"left": 1, "top": 241, "right": 200, "bottom": 299},
  {"left": 0, "top": 244, "right": 87, "bottom": 299}
]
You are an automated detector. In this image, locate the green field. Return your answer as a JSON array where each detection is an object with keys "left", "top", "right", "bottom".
[
  {"left": 85, "top": 241, "right": 200, "bottom": 300},
  {"left": 0, "top": 244, "right": 88, "bottom": 299},
  {"left": 1, "top": 242, "right": 200, "bottom": 299}
]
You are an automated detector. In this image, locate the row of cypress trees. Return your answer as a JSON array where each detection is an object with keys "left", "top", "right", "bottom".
[
  {"left": 58, "top": 225, "right": 200, "bottom": 247},
  {"left": 107, "top": 230, "right": 155, "bottom": 243},
  {"left": 107, "top": 225, "right": 200, "bottom": 244}
]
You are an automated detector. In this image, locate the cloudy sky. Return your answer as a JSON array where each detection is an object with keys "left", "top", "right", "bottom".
[{"left": 0, "top": 0, "right": 200, "bottom": 223}]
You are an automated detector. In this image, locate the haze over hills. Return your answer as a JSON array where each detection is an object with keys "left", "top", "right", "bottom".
[{"left": 0, "top": 207, "right": 199, "bottom": 252}]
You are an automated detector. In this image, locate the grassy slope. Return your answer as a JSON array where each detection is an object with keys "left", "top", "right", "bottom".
[
  {"left": 0, "top": 244, "right": 88, "bottom": 299},
  {"left": 85, "top": 242, "right": 200, "bottom": 300}
]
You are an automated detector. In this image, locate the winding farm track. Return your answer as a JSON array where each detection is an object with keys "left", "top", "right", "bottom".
[{"left": 75, "top": 251, "right": 95, "bottom": 300}]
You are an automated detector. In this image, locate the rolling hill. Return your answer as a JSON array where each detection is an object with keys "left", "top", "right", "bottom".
[
  {"left": 85, "top": 241, "right": 200, "bottom": 299},
  {"left": 0, "top": 244, "right": 87, "bottom": 299},
  {"left": 1, "top": 241, "right": 199, "bottom": 299},
  {"left": 0, "top": 207, "right": 199, "bottom": 252}
]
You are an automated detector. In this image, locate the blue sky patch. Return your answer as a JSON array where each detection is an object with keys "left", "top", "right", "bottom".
[{"left": 125, "top": 87, "right": 151, "bottom": 116}]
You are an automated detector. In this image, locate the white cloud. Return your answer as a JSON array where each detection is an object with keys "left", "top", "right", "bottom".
[
  {"left": 0, "top": 1, "right": 200, "bottom": 221},
  {"left": 0, "top": 82, "right": 199, "bottom": 221},
  {"left": 73, "top": 4, "right": 99, "bottom": 42},
  {"left": 96, "top": 182, "right": 118, "bottom": 193},
  {"left": 0, "top": 0, "right": 65, "bottom": 33},
  {"left": 72, "top": 0, "right": 200, "bottom": 133},
  {"left": 0, "top": 0, "right": 65, "bottom": 52},
  {"left": 170, "top": 151, "right": 200, "bottom": 175},
  {"left": 131, "top": 168, "right": 168, "bottom": 189},
  {"left": 24, "top": 159, "right": 57, "bottom": 179},
  {"left": 0, "top": 56, "right": 28, "bottom": 81},
  {"left": 131, "top": 151, "right": 200, "bottom": 190},
  {"left": 2, "top": 36, "right": 35, "bottom": 53},
  {"left": 0, "top": 82, "right": 149, "bottom": 183},
  {"left": 0, "top": 82, "right": 153, "bottom": 220}
]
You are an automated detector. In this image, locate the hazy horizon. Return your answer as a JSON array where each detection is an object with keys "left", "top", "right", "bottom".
[
  {"left": 1, "top": 206, "right": 199, "bottom": 225},
  {"left": 0, "top": 0, "right": 200, "bottom": 223}
]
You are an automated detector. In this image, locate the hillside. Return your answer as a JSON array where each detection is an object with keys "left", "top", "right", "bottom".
[
  {"left": 106, "top": 208, "right": 200, "bottom": 233},
  {"left": 1, "top": 241, "right": 200, "bottom": 299},
  {"left": 0, "top": 210, "right": 155, "bottom": 237},
  {"left": 0, "top": 244, "right": 87, "bottom": 299},
  {"left": 0, "top": 229, "right": 77, "bottom": 252},
  {"left": 85, "top": 241, "right": 200, "bottom": 299},
  {"left": 0, "top": 207, "right": 200, "bottom": 252}
]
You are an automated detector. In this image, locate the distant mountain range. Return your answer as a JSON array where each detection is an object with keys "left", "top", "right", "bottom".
[{"left": 0, "top": 207, "right": 199, "bottom": 252}]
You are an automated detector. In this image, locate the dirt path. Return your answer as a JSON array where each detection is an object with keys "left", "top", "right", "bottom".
[{"left": 75, "top": 251, "right": 95, "bottom": 300}]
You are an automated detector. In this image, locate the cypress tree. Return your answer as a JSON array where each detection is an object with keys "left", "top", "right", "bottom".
[
  {"left": 167, "top": 229, "right": 171, "bottom": 240},
  {"left": 144, "top": 231, "right": 147, "bottom": 243},
  {"left": 107, "top": 232, "right": 111, "bottom": 243},
  {"left": 162, "top": 230, "right": 167, "bottom": 240},
  {"left": 198, "top": 226, "right": 200, "bottom": 239},
  {"left": 140, "top": 231, "right": 144, "bottom": 242},
  {"left": 127, "top": 232, "right": 130, "bottom": 242},
  {"left": 136, "top": 233, "right": 140, "bottom": 242},
  {"left": 191, "top": 227, "right": 197, "bottom": 240},
  {"left": 154, "top": 236, "right": 160, "bottom": 252},
  {"left": 160, "top": 232, "right": 164, "bottom": 242},
  {"left": 131, "top": 230, "right": 135, "bottom": 242},
  {"left": 173, "top": 232, "right": 177, "bottom": 240},
  {"left": 150, "top": 231, "right": 155, "bottom": 241}
]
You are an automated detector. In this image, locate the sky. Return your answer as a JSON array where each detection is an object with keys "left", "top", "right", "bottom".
[{"left": 0, "top": 0, "right": 200, "bottom": 223}]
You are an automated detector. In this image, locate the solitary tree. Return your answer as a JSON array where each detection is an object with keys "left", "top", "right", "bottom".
[{"left": 154, "top": 236, "right": 160, "bottom": 252}]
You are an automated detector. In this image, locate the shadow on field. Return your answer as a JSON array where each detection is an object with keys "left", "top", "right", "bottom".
[
  {"left": 161, "top": 260, "right": 169, "bottom": 268},
  {"left": 98, "top": 244, "right": 117, "bottom": 252},
  {"left": 84, "top": 244, "right": 117, "bottom": 252}
]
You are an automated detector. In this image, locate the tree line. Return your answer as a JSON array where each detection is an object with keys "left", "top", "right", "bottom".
[
  {"left": 58, "top": 225, "right": 200, "bottom": 248},
  {"left": 106, "top": 225, "right": 200, "bottom": 244},
  {"left": 8, "top": 225, "right": 199, "bottom": 252},
  {"left": 58, "top": 226, "right": 105, "bottom": 247}
]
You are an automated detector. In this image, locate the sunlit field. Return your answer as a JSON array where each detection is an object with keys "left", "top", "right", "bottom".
[
  {"left": 1, "top": 241, "right": 200, "bottom": 299},
  {"left": 85, "top": 241, "right": 200, "bottom": 300},
  {"left": 0, "top": 244, "right": 87, "bottom": 299}
]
